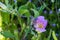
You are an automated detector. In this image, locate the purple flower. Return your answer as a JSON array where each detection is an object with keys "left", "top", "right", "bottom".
[
  {"left": 29, "top": 0, "right": 32, "bottom": 2},
  {"left": 49, "top": 10, "right": 53, "bottom": 14},
  {"left": 56, "top": 33, "right": 59, "bottom": 36},
  {"left": 51, "top": 23, "right": 56, "bottom": 27},
  {"left": 34, "top": 16, "right": 48, "bottom": 33},
  {"left": 14, "top": 0, "right": 17, "bottom": 3},
  {"left": 44, "top": 10, "right": 47, "bottom": 14}
]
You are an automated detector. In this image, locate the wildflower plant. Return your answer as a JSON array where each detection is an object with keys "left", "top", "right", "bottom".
[{"left": 0, "top": 0, "right": 59, "bottom": 40}]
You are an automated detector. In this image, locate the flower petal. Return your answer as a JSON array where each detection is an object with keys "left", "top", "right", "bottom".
[
  {"left": 36, "top": 28, "right": 46, "bottom": 32},
  {"left": 43, "top": 20, "right": 48, "bottom": 28}
]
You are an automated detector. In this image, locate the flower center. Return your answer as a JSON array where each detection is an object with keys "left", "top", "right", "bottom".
[{"left": 38, "top": 23, "right": 43, "bottom": 28}]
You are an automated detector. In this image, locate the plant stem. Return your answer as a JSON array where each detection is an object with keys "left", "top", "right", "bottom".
[{"left": 36, "top": 32, "right": 41, "bottom": 40}]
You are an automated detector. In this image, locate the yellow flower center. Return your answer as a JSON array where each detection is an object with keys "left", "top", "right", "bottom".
[{"left": 38, "top": 23, "right": 43, "bottom": 28}]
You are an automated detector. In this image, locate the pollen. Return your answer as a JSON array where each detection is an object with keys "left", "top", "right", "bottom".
[{"left": 38, "top": 23, "right": 43, "bottom": 28}]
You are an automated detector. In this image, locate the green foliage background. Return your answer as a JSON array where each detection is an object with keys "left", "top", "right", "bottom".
[{"left": 0, "top": 0, "right": 60, "bottom": 40}]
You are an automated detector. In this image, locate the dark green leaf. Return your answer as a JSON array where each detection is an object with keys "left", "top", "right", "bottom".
[
  {"left": 39, "top": 3, "right": 47, "bottom": 13},
  {"left": 1, "top": 31, "right": 15, "bottom": 38}
]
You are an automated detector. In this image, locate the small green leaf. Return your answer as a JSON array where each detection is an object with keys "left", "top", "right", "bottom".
[
  {"left": 39, "top": 3, "right": 47, "bottom": 13},
  {"left": 26, "top": 2, "right": 36, "bottom": 9},
  {"left": 52, "top": 31, "right": 58, "bottom": 40},
  {"left": 31, "top": 9, "right": 40, "bottom": 18},
  {"left": 19, "top": 5, "right": 30, "bottom": 17},
  {"left": 14, "top": 30, "right": 19, "bottom": 40},
  {"left": 5, "top": 0, "right": 9, "bottom": 6},
  {"left": 1, "top": 31, "right": 15, "bottom": 38},
  {"left": 19, "top": 9, "right": 30, "bottom": 17},
  {"left": 19, "top": 5, "right": 27, "bottom": 14},
  {"left": 18, "top": 5, "right": 27, "bottom": 14},
  {"left": 18, "top": 5, "right": 27, "bottom": 10},
  {"left": 25, "top": 10, "right": 30, "bottom": 17}
]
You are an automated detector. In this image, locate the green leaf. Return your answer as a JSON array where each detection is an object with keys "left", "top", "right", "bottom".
[
  {"left": 52, "top": 31, "right": 58, "bottom": 40},
  {"left": 25, "top": 10, "right": 30, "bottom": 17},
  {"left": 31, "top": 9, "right": 40, "bottom": 18},
  {"left": 19, "top": 9, "right": 28, "bottom": 15},
  {"left": 19, "top": 5, "right": 30, "bottom": 17},
  {"left": 5, "top": 0, "right": 9, "bottom": 6},
  {"left": 39, "top": 3, "right": 46, "bottom": 13},
  {"left": 31, "top": 31, "right": 35, "bottom": 35},
  {"left": 18, "top": 5, "right": 27, "bottom": 15},
  {"left": 14, "top": 30, "right": 19, "bottom": 40},
  {"left": 0, "top": 2, "right": 7, "bottom": 10},
  {"left": 19, "top": 9, "right": 30, "bottom": 17},
  {"left": 1, "top": 31, "right": 15, "bottom": 38},
  {"left": 1, "top": 12, "right": 10, "bottom": 23},
  {"left": 26, "top": 2, "right": 36, "bottom": 9},
  {"left": 19, "top": 5, "right": 27, "bottom": 11}
]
